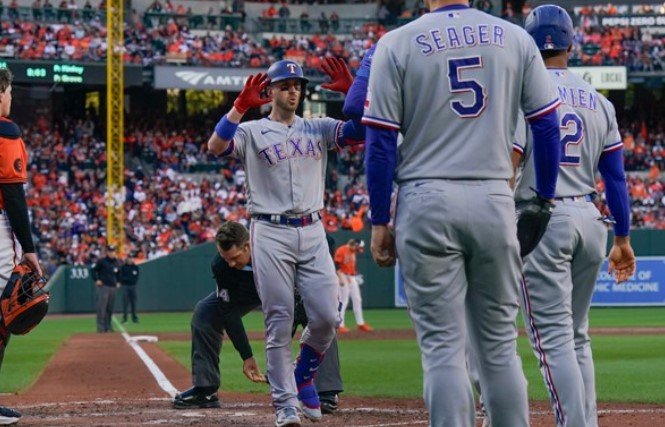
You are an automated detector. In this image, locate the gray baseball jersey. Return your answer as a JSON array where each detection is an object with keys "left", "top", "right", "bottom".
[
  {"left": 514, "top": 69, "right": 622, "bottom": 202},
  {"left": 363, "top": 5, "right": 562, "bottom": 427},
  {"left": 363, "top": 7, "right": 560, "bottom": 183},
  {"left": 228, "top": 117, "right": 342, "bottom": 214},
  {"left": 514, "top": 68, "right": 621, "bottom": 427}
]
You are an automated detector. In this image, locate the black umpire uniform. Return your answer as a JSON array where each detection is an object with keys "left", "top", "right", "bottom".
[
  {"left": 175, "top": 249, "right": 344, "bottom": 410},
  {"left": 92, "top": 252, "right": 121, "bottom": 333},
  {"left": 120, "top": 260, "right": 140, "bottom": 323}
]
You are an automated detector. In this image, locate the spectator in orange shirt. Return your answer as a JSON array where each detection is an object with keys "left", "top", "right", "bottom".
[{"left": 334, "top": 239, "right": 372, "bottom": 333}]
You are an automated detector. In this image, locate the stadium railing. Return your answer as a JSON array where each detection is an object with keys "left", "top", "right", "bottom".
[{"left": 143, "top": 12, "right": 244, "bottom": 30}]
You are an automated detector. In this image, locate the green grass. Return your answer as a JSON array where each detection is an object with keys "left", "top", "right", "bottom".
[
  {"left": 160, "top": 333, "right": 665, "bottom": 403},
  {"left": 1, "top": 316, "right": 94, "bottom": 392},
  {"left": 2, "top": 308, "right": 664, "bottom": 403},
  {"left": 121, "top": 308, "right": 665, "bottom": 335},
  {"left": 520, "top": 335, "right": 665, "bottom": 403}
]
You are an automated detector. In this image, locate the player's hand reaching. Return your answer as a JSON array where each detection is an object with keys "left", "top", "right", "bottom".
[
  {"left": 608, "top": 236, "right": 636, "bottom": 283},
  {"left": 243, "top": 356, "right": 267, "bottom": 383},
  {"left": 22, "top": 252, "right": 42, "bottom": 277},
  {"left": 320, "top": 57, "right": 354, "bottom": 94},
  {"left": 371, "top": 225, "right": 396, "bottom": 267},
  {"left": 233, "top": 73, "right": 272, "bottom": 114}
]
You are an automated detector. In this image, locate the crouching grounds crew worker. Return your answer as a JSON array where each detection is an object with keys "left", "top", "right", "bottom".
[
  {"left": 92, "top": 245, "right": 121, "bottom": 333},
  {"left": 173, "top": 222, "right": 344, "bottom": 414}
]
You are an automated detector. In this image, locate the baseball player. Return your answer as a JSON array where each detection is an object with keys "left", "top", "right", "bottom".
[
  {"left": 513, "top": 6, "right": 636, "bottom": 427},
  {"left": 0, "top": 67, "right": 42, "bottom": 425},
  {"left": 362, "top": 1, "right": 563, "bottom": 426},
  {"left": 334, "top": 239, "right": 372, "bottom": 333},
  {"left": 173, "top": 222, "right": 344, "bottom": 414},
  {"left": 207, "top": 56, "right": 369, "bottom": 427}
]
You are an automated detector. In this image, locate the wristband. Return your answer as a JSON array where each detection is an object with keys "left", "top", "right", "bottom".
[{"left": 215, "top": 115, "right": 239, "bottom": 141}]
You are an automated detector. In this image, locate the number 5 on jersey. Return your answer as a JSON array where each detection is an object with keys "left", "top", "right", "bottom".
[{"left": 447, "top": 56, "right": 488, "bottom": 118}]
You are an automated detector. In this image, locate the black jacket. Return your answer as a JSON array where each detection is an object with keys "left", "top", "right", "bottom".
[
  {"left": 120, "top": 264, "right": 140, "bottom": 286},
  {"left": 92, "top": 257, "right": 120, "bottom": 287},
  {"left": 211, "top": 254, "right": 260, "bottom": 360}
]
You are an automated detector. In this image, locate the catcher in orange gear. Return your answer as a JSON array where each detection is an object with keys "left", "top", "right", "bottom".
[{"left": 0, "top": 67, "right": 44, "bottom": 425}]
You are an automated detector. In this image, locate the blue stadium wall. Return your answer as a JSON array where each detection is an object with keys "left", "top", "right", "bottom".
[{"left": 47, "top": 229, "right": 665, "bottom": 313}]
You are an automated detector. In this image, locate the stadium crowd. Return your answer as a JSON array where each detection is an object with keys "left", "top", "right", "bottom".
[
  {"left": 2, "top": 1, "right": 665, "bottom": 69},
  {"left": 21, "top": 111, "right": 665, "bottom": 269},
  {"left": 24, "top": 115, "right": 370, "bottom": 269},
  {"left": 6, "top": 1, "right": 665, "bottom": 266}
]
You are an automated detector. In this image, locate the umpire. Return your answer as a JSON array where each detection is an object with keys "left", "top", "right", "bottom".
[
  {"left": 92, "top": 245, "right": 121, "bottom": 333},
  {"left": 120, "top": 257, "right": 140, "bottom": 323},
  {"left": 173, "top": 222, "right": 344, "bottom": 413}
]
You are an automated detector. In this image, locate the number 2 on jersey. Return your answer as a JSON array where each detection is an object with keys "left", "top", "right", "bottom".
[
  {"left": 447, "top": 57, "right": 488, "bottom": 118},
  {"left": 560, "top": 112, "right": 584, "bottom": 166}
]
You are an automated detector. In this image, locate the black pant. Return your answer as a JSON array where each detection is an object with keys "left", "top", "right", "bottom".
[
  {"left": 96, "top": 286, "right": 117, "bottom": 333},
  {"left": 191, "top": 292, "right": 343, "bottom": 393},
  {"left": 122, "top": 286, "right": 138, "bottom": 321}
]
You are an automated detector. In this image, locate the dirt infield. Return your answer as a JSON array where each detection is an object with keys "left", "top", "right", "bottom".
[{"left": 1, "top": 333, "right": 663, "bottom": 426}]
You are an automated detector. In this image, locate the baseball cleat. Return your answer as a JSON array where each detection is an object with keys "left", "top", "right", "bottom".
[
  {"left": 297, "top": 382, "right": 322, "bottom": 421},
  {"left": 172, "top": 387, "right": 221, "bottom": 409},
  {"left": 0, "top": 406, "right": 20, "bottom": 425},
  {"left": 337, "top": 326, "right": 350, "bottom": 334},
  {"left": 357, "top": 323, "right": 373, "bottom": 332},
  {"left": 275, "top": 406, "right": 301, "bottom": 427},
  {"left": 319, "top": 392, "right": 339, "bottom": 414}
]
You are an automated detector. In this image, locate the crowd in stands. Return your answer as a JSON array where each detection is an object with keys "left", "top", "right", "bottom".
[
  {"left": 24, "top": 114, "right": 370, "bottom": 269},
  {"left": 571, "top": 20, "right": 665, "bottom": 70},
  {"left": 596, "top": 174, "right": 665, "bottom": 230},
  {"left": 3, "top": 0, "right": 665, "bottom": 70},
  {"left": 22, "top": 109, "right": 665, "bottom": 269}
]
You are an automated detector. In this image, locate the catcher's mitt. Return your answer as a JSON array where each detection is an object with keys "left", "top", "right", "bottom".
[
  {"left": 517, "top": 196, "right": 555, "bottom": 258},
  {"left": 1, "top": 264, "right": 49, "bottom": 335}
]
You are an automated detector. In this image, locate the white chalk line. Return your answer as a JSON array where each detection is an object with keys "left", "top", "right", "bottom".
[{"left": 112, "top": 316, "right": 179, "bottom": 398}]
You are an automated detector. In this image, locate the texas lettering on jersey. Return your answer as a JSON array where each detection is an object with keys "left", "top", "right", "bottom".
[
  {"left": 224, "top": 116, "right": 341, "bottom": 215},
  {"left": 257, "top": 137, "right": 325, "bottom": 167}
]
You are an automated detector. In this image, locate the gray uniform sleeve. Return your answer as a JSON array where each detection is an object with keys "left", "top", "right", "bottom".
[
  {"left": 227, "top": 124, "right": 249, "bottom": 159},
  {"left": 512, "top": 111, "right": 528, "bottom": 155},
  {"left": 361, "top": 42, "right": 403, "bottom": 130},
  {"left": 520, "top": 38, "right": 560, "bottom": 120},
  {"left": 320, "top": 118, "right": 344, "bottom": 151},
  {"left": 602, "top": 101, "right": 623, "bottom": 153}
]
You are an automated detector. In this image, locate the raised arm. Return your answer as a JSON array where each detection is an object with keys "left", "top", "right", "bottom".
[{"left": 208, "top": 73, "right": 272, "bottom": 155}]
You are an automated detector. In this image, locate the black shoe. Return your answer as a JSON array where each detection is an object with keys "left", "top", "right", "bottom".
[
  {"left": 121, "top": 318, "right": 127, "bottom": 324},
  {"left": 132, "top": 317, "right": 139, "bottom": 323},
  {"left": 173, "top": 387, "right": 220, "bottom": 409},
  {"left": 0, "top": 406, "right": 21, "bottom": 424},
  {"left": 319, "top": 392, "right": 339, "bottom": 414}
]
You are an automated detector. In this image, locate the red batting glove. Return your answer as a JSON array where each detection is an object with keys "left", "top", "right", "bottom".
[
  {"left": 234, "top": 73, "right": 272, "bottom": 114},
  {"left": 320, "top": 57, "right": 354, "bottom": 94}
]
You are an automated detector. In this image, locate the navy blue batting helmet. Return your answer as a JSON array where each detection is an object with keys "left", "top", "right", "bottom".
[
  {"left": 525, "top": 5, "right": 574, "bottom": 51},
  {"left": 267, "top": 60, "right": 309, "bottom": 85}
]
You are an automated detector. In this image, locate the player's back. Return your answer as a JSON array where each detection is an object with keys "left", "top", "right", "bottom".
[
  {"left": 515, "top": 69, "right": 621, "bottom": 201},
  {"left": 365, "top": 5, "right": 556, "bottom": 183}
]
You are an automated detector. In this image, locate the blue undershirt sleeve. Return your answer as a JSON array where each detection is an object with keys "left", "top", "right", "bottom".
[
  {"left": 365, "top": 126, "right": 397, "bottom": 225},
  {"left": 528, "top": 109, "right": 561, "bottom": 199},
  {"left": 598, "top": 148, "right": 630, "bottom": 237}
]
